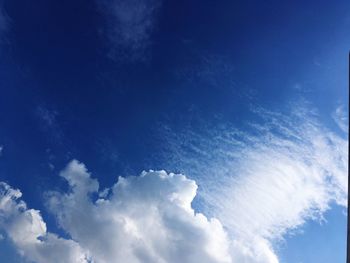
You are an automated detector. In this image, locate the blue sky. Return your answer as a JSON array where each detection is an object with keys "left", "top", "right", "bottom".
[{"left": 0, "top": 1, "right": 348, "bottom": 262}]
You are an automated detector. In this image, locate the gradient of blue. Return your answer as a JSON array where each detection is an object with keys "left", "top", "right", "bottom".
[
  {"left": 0, "top": 0, "right": 348, "bottom": 262},
  {"left": 279, "top": 205, "right": 347, "bottom": 263}
]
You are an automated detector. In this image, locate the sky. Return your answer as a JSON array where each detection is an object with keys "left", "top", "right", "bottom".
[{"left": 0, "top": 1, "right": 349, "bottom": 263}]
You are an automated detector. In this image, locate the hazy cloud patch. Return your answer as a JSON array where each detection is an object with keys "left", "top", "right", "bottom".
[
  {"left": 332, "top": 104, "right": 348, "bottom": 133},
  {"left": 35, "top": 106, "right": 63, "bottom": 142},
  {"left": 97, "top": 0, "right": 161, "bottom": 61}
]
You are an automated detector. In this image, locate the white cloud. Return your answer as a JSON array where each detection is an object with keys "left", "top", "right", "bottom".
[
  {"left": 156, "top": 103, "right": 348, "bottom": 262},
  {"left": 0, "top": 103, "right": 347, "bottom": 263},
  {"left": 97, "top": 0, "right": 161, "bottom": 60},
  {"left": 46, "top": 160, "right": 232, "bottom": 263},
  {"left": 0, "top": 161, "right": 233, "bottom": 263},
  {"left": 0, "top": 182, "right": 89, "bottom": 263}
]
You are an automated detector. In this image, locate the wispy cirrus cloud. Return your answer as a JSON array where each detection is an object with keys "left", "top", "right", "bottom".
[
  {"left": 332, "top": 104, "right": 348, "bottom": 133},
  {"left": 154, "top": 102, "right": 348, "bottom": 262},
  {"left": 97, "top": 0, "right": 161, "bottom": 61},
  {"left": 0, "top": 102, "right": 347, "bottom": 263}
]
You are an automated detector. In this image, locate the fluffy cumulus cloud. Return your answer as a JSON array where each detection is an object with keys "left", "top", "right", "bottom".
[
  {"left": 46, "top": 161, "right": 232, "bottom": 263},
  {"left": 0, "top": 182, "right": 89, "bottom": 263},
  {"left": 0, "top": 161, "right": 232, "bottom": 263},
  {"left": 0, "top": 103, "right": 348, "bottom": 263},
  {"left": 97, "top": 0, "right": 161, "bottom": 60}
]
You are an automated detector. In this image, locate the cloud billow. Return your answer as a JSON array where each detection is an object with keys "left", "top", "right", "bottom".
[
  {"left": 0, "top": 182, "right": 88, "bottom": 263},
  {"left": 0, "top": 103, "right": 347, "bottom": 263},
  {"left": 0, "top": 161, "right": 232, "bottom": 263}
]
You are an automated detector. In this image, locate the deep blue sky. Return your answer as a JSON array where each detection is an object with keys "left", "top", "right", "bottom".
[{"left": 0, "top": 1, "right": 349, "bottom": 262}]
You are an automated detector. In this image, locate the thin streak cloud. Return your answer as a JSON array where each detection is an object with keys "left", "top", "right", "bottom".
[
  {"left": 0, "top": 103, "right": 347, "bottom": 263},
  {"left": 155, "top": 102, "right": 348, "bottom": 261}
]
